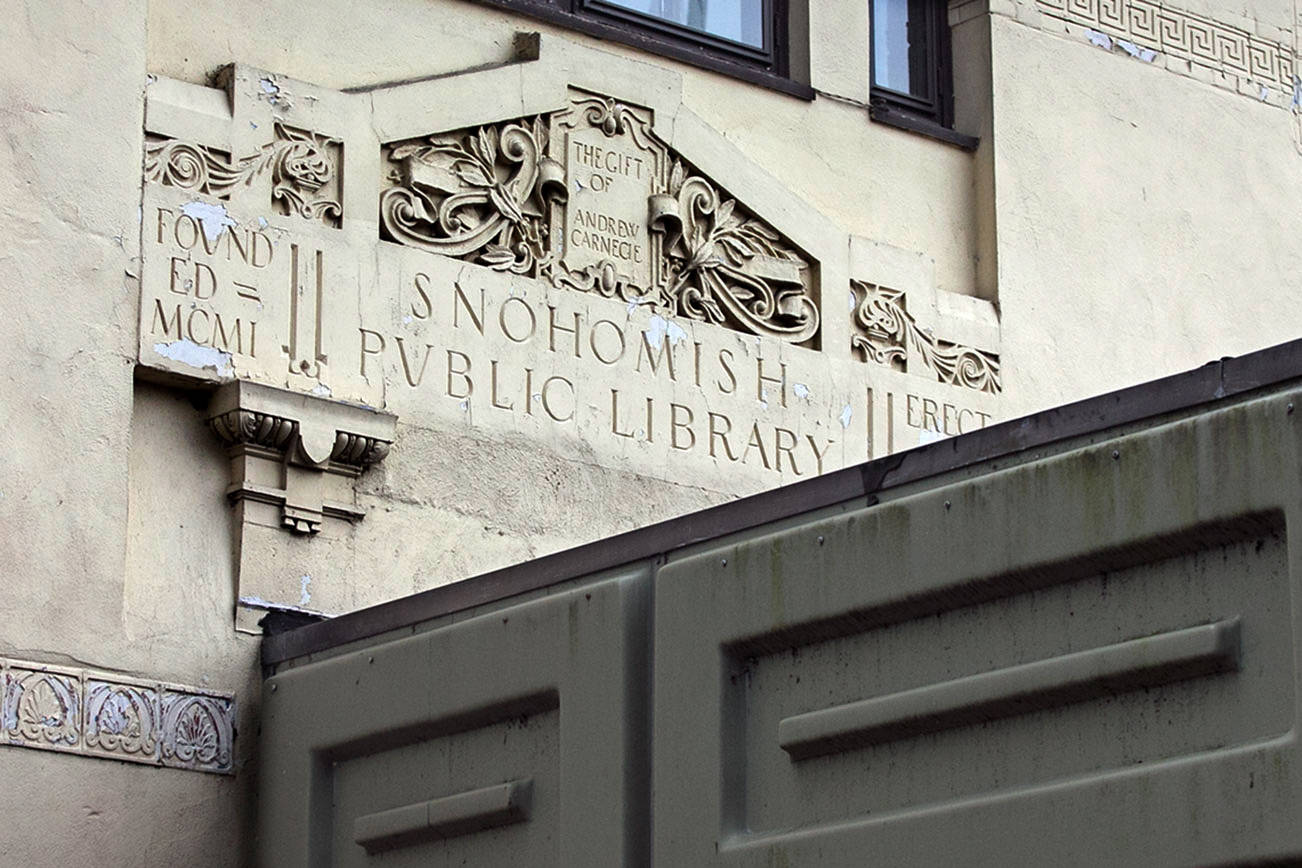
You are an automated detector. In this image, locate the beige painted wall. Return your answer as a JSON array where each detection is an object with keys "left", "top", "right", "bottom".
[
  {"left": 989, "top": 7, "right": 1302, "bottom": 414},
  {"left": 0, "top": 0, "right": 1297, "bottom": 864}
]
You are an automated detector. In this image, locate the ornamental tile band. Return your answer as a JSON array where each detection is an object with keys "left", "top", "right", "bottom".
[
  {"left": 0, "top": 658, "right": 235, "bottom": 775},
  {"left": 379, "top": 89, "right": 820, "bottom": 346}
]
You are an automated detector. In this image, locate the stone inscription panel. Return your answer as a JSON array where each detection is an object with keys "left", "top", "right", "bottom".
[
  {"left": 368, "top": 246, "right": 852, "bottom": 491},
  {"left": 138, "top": 186, "right": 996, "bottom": 491},
  {"left": 139, "top": 183, "right": 383, "bottom": 407},
  {"left": 137, "top": 72, "right": 999, "bottom": 493}
]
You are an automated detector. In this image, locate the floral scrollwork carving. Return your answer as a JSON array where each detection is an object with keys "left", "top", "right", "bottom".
[
  {"left": 380, "top": 117, "right": 567, "bottom": 275},
  {"left": 851, "top": 281, "right": 1001, "bottom": 394},
  {"left": 143, "top": 124, "right": 342, "bottom": 227},
  {"left": 266, "top": 125, "right": 342, "bottom": 226},
  {"left": 143, "top": 139, "right": 244, "bottom": 196},
  {"left": 651, "top": 160, "right": 819, "bottom": 344}
]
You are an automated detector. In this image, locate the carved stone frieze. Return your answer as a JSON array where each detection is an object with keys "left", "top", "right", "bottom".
[
  {"left": 0, "top": 658, "right": 235, "bottom": 774},
  {"left": 851, "top": 281, "right": 1002, "bottom": 394},
  {"left": 207, "top": 381, "right": 397, "bottom": 535},
  {"left": 144, "top": 122, "right": 342, "bottom": 227},
  {"left": 379, "top": 90, "right": 819, "bottom": 346}
]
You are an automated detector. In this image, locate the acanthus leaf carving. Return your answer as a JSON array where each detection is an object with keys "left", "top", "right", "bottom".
[{"left": 851, "top": 280, "right": 1001, "bottom": 394}]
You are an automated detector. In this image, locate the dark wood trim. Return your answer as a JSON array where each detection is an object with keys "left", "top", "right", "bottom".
[
  {"left": 469, "top": 0, "right": 815, "bottom": 100},
  {"left": 869, "top": 99, "right": 979, "bottom": 150},
  {"left": 870, "top": 0, "right": 958, "bottom": 128},
  {"left": 263, "top": 339, "right": 1302, "bottom": 666}
]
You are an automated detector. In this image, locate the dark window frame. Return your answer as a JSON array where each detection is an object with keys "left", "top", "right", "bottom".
[
  {"left": 471, "top": 0, "right": 814, "bottom": 99},
  {"left": 869, "top": 0, "right": 977, "bottom": 149}
]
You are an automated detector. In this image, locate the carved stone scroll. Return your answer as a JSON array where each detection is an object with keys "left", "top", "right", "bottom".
[
  {"left": 650, "top": 158, "right": 818, "bottom": 344},
  {"left": 380, "top": 116, "right": 565, "bottom": 274},
  {"left": 379, "top": 90, "right": 820, "bottom": 346},
  {"left": 851, "top": 281, "right": 1001, "bottom": 394}
]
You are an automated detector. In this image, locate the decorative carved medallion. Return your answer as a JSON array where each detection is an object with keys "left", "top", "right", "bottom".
[
  {"left": 144, "top": 123, "right": 342, "bottom": 227},
  {"left": 380, "top": 90, "right": 819, "bottom": 346},
  {"left": 851, "top": 281, "right": 1001, "bottom": 394}
]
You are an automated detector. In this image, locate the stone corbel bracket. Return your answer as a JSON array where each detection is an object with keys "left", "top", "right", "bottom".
[{"left": 207, "top": 381, "right": 396, "bottom": 534}]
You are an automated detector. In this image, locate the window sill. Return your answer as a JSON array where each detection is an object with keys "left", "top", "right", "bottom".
[
  {"left": 472, "top": 0, "right": 815, "bottom": 101},
  {"left": 869, "top": 101, "right": 979, "bottom": 151}
]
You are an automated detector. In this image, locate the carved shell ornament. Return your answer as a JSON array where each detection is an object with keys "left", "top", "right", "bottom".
[
  {"left": 380, "top": 117, "right": 566, "bottom": 274},
  {"left": 651, "top": 160, "right": 819, "bottom": 344}
]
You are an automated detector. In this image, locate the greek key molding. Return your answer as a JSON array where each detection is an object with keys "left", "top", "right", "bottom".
[
  {"left": 1036, "top": 0, "right": 1297, "bottom": 97},
  {"left": 851, "top": 281, "right": 1002, "bottom": 394},
  {"left": 0, "top": 657, "right": 236, "bottom": 775}
]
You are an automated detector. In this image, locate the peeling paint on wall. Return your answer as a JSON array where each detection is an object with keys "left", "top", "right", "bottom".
[
  {"left": 1116, "top": 39, "right": 1158, "bottom": 62},
  {"left": 644, "top": 314, "right": 688, "bottom": 350},
  {"left": 153, "top": 339, "right": 233, "bottom": 377},
  {"left": 1086, "top": 29, "right": 1113, "bottom": 50},
  {"left": 180, "top": 200, "right": 237, "bottom": 241}
]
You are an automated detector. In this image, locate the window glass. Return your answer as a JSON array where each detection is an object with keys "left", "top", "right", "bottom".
[
  {"left": 872, "top": 0, "right": 931, "bottom": 99},
  {"left": 599, "top": 0, "right": 767, "bottom": 49}
]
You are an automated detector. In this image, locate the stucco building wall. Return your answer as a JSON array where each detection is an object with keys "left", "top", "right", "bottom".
[{"left": 0, "top": 0, "right": 1297, "bottom": 862}]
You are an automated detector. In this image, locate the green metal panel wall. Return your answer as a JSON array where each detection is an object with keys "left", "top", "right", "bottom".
[
  {"left": 259, "top": 378, "right": 1302, "bottom": 866},
  {"left": 259, "top": 570, "right": 652, "bottom": 866}
]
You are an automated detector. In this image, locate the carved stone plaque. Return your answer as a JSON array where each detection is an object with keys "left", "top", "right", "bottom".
[{"left": 554, "top": 95, "right": 663, "bottom": 293}]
